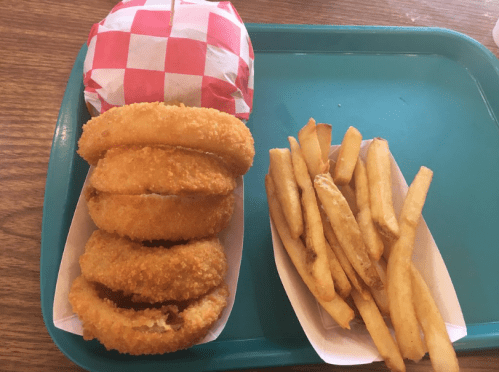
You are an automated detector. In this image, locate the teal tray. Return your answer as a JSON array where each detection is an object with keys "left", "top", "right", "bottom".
[{"left": 42, "top": 24, "right": 499, "bottom": 371}]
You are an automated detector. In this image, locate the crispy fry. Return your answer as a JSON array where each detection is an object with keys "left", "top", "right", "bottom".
[
  {"left": 288, "top": 137, "right": 335, "bottom": 302},
  {"left": 387, "top": 166, "right": 433, "bottom": 361},
  {"left": 314, "top": 173, "right": 382, "bottom": 290},
  {"left": 411, "top": 265, "right": 459, "bottom": 372},
  {"left": 316, "top": 123, "right": 332, "bottom": 165},
  {"left": 354, "top": 157, "right": 385, "bottom": 260},
  {"left": 369, "top": 258, "right": 390, "bottom": 316},
  {"left": 351, "top": 289, "right": 406, "bottom": 372},
  {"left": 320, "top": 209, "right": 370, "bottom": 300},
  {"left": 268, "top": 148, "right": 304, "bottom": 239},
  {"left": 328, "top": 159, "right": 336, "bottom": 178},
  {"left": 341, "top": 183, "right": 359, "bottom": 216},
  {"left": 366, "top": 138, "right": 399, "bottom": 241},
  {"left": 297, "top": 118, "right": 328, "bottom": 178},
  {"left": 325, "top": 240, "right": 351, "bottom": 298},
  {"left": 265, "top": 175, "right": 353, "bottom": 329},
  {"left": 317, "top": 293, "right": 355, "bottom": 330},
  {"left": 333, "top": 126, "right": 363, "bottom": 186}
]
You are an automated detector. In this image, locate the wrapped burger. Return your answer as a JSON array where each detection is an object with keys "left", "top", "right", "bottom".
[
  {"left": 53, "top": 0, "right": 254, "bottom": 356},
  {"left": 83, "top": 0, "right": 254, "bottom": 120}
]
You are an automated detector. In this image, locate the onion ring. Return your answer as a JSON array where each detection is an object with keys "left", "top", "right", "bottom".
[
  {"left": 69, "top": 276, "right": 229, "bottom": 355},
  {"left": 85, "top": 187, "right": 235, "bottom": 241},
  {"left": 77, "top": 102, "right": 255, "bottom": 175},
  {"left": 90, "top": 146, "right": 236, "bottom": 196},
  {"left": 79, "top": 231, "right": 228, "bottom": 302}
]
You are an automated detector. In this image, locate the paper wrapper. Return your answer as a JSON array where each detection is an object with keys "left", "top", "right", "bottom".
[
  {"left": 53, "top": 168, "right": 245, "bottom": 345},
  {"left": 83, "top": 0, "right": 254, "bottom": 120},
  {"left": 271, "top": 139, "right": 467, "bottom": 365}
]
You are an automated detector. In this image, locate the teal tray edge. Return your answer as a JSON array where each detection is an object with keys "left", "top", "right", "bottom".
[{"left": 41, "top": 24, "right": 499, "bottom": 372}]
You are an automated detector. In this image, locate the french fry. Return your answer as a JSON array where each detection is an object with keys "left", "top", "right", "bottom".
[
  {"left": 297, "top": 118, "right": 328, "bottom": 178},
  {"left": 325, "top": 240, "right": 351, "bottom": 298},
  {"left": 350, "top": 289, "right": 406, "bottom": 372},
  {"left": 333, "top": 126, "right": 363, "bottom": 186},
  {"left": 268, "top": 148, "right": 304, "bottom": 239},
  {"left": 369, "top": 258, "right": 390, "bottom": 316},
  {"left": 316, "top": 123, "right": 332, "bottom": 165},
  {"left": 320, "top": 209, "right": 370, "bottom": 300},
  {"left": 354, "top": 157, "right": 385, "bottom": 260},
  {"left": 288, "top": 136, "right": 335, "bottom": 302},
  {"left": 340, "top": 183, "right": 359, "bottom": 216},
  {"left": 411, "top": 265, "right": 459, "bottom": 372},
  {"left": 265, "top": 174, "right": 354, "bottom": 329},
  {"left": 314, "top": 173, "right": 383, "bottom": 290},
  {"left": 328, "top": 159, "right": 336, "bottom": 178},
  {"left": 387, "top": 166, "right": 433, "bottom": 362},
  {"left": 366, "top": 138, "right": 400, "bottom": 241}
]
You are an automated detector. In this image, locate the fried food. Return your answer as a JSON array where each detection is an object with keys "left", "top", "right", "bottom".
[
  {"left": 288, "top": 136, "right": 335, "bottom": 302},
  {"left": 69, "top": 276, "right": 229, "bottom": 355},
  {"left": 268, "top": 148, "right": 303, "bottom": 239},
  {"left": 265, "top": 175, "right": 354, "bottom": 329},
  {"left": 341, "top": 183, "right": 359, "bottom": 216},
  {"left": 78, "top": 102, "right": 255, "bottom": 175},
  {"left": 297, "top": 118, "right": 329, "bottom": 178},
  {"left": 320, "top": 209, "right": 369, "bottom": 300},
  {"left": 316, "top": 123, "right": 332, "bottom": 164},
  {"left": 90, "top": 146, "right": 236, "bottom": 196},
  {"left": 325, "top": 240, "right": 351, "bottom": 299},
  {"left": 85, "top": 187, "right": 234, "bottom": 241},
  {"left": 369, "top": 257, "right": 390, "bottom": 316},
  {"left": 387, "top": 166, "right": 433, "bottom": 362},
  {"left": 354, "top": 157, "right": 384, "bottom": 260},
  {"left": 411, "top": 265, "right": 459, "bottom": 372},
  {"left": 266, "top": 119, "right": 458, "bottom": 371},
  {"left": 314, "top": 173, "right": 382, "bottom": 290},
  {"left": 366, "top": 138, "right": 400, "bottom": 241},
  {"left": 350, "top": 289, "right": 405, "bottom": 372},
  {"left": 333, "top": 126, "right": 362, "bottom": 186},
  {"left": 79, "top": 231, "right": 228, "bottom": 302}
]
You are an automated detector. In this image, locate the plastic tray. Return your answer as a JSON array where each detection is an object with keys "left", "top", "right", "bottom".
[{"left": 41, "top": 24, "right": 499, "bottom": 371}]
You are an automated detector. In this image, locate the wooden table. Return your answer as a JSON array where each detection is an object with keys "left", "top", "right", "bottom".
[{"left": 1, "top": 0, "right": 498, "bottom": 371}]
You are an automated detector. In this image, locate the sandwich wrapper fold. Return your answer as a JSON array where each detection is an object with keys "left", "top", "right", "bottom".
[
  {"left": 53, "top": 168, "right": 245, "bottom": 344},
  {"left": 83, "top": 0, "right": 254, "bottom": 120},
  {"left": 271, "top": 139, "right": 467, "bottom": 365}
]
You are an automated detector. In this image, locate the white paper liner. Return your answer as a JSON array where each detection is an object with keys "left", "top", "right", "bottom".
[
  {"left": 53, "top": 167, "right": 244, "bottom": 345},
  {"left": 272, "top": 139, "right": 467, "bottom": 365}
]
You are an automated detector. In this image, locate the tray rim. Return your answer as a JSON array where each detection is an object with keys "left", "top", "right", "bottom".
[{"left": 41, "top": 24, "right": 499, "bottom": 372}]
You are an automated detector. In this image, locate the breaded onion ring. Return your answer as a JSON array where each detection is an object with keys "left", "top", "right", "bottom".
[
  {"left": 90, "top": 146, "right": 236, "bottom": 196},
  {"left": 85, "top": 187, "right": 235, "bottom": 241},
  {"left": 79, "top": 231, "right": 228, "bottom": 302},
  {"left": 77, "top": 103, "right": 255, "bottom": 175},
  {"left": 69, "top": 276, "right": 229, "bottom": 355}
]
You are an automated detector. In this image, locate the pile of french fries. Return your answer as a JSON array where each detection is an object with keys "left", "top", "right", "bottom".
[{"left": 265, "top": 119, "right": 459, "bottom": 372}]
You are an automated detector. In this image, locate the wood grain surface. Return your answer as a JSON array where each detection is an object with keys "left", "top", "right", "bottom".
[{"left": 1, "top": 0, "right": 498, "bottom": 371}]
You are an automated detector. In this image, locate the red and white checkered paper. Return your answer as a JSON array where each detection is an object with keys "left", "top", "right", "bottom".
[{"left": 83, "top": 0, "right": 254, "bottom": 120}]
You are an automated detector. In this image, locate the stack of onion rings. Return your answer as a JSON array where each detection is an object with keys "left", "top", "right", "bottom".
[{"left": 69, "top": 103, "right": 255, "bottom": 355}]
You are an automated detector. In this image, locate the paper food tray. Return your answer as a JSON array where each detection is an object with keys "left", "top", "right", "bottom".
[
  {"left": 53, "top": 167, "right": 245, "bottom": 345},
  {"left": 271, "top": 139, "right": 467, "bottom": 365}
]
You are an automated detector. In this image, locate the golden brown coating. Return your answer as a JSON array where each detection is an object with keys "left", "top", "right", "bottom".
[
  {"left": 79, "top": 231, "right": 228, "bottom": 302},
  {"left": 77, "top": 102, "right": 255, "bottom": 175},
  {"left": 90, "top": 146, "right": 237, "bottom": 196},
  {"left": 85, "top": 187, "right": 235, "bottom": 241},
  {"left": 69, "top": 276, "right": 229, "bottom": 355}
]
